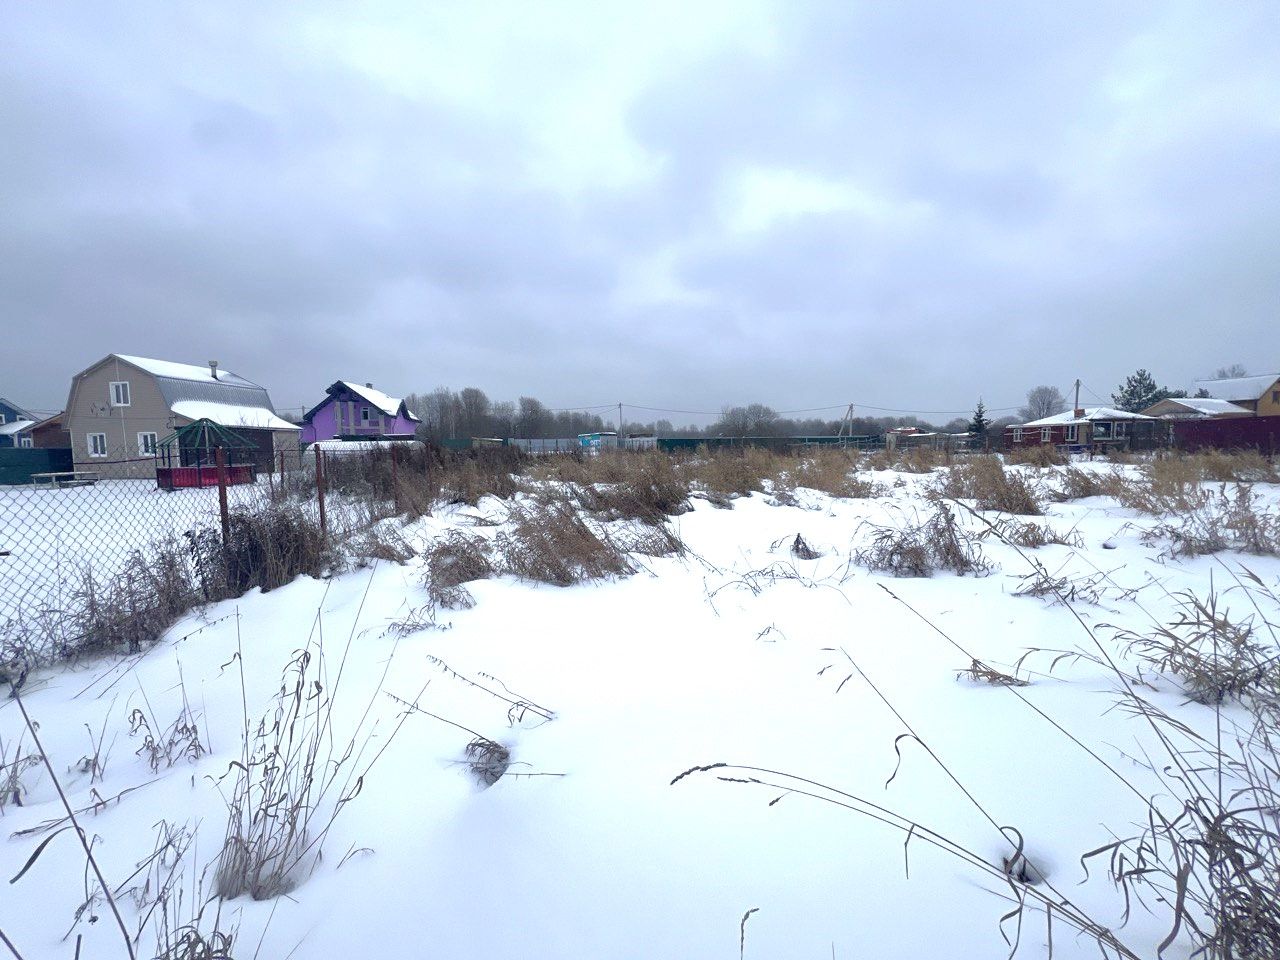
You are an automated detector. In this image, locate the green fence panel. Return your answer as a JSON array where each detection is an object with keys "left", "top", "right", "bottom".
[{"left": 0, "top": 448, "right": 74, "bottom": 485}]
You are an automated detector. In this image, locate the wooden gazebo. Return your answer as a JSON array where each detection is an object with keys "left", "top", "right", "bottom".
[{"left": 155, "top": 419, "right": 258, "bottom": 490}]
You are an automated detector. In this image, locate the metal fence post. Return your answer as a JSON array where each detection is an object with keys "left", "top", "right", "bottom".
[
  {"left": 215, "top": 445, "right": 231, "bottom": 545},
  {"left": 315, "top": 446, "right": 327, "bottom": 538},
  {"left": 391, "top": 445, "right": 400, "bottom": 513}
]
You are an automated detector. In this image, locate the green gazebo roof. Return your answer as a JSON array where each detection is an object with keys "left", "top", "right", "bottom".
[{"left": 157, "top": 418, "right": 258, "bottom": 451}]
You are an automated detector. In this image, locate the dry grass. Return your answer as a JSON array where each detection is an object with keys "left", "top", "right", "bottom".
[
  {"left": 787, "top": 449, "right": 882, "bottom": 498},
  {"left": 1114, "top": 589, "right": 1278, "bottom": 705},
  {"left": 956, "top": 659, "right": 1029, "bottom": 686},
  {"left": 854, "top": 505, "right": 993, "bottom": 578},
  {"left": 423, "top": 531, "right": 495, "bottom": 609},
  {"left": 1051, "top": 466, "right": 1109, "bottom": 501},
  {"left": 932, "top": 456, "right": 1043, "bottom": 515},
  {"left": 1143, "top": 487, "right": 1280, "bottom": 557},
  {"left": 1147, "top": 450, "right": 1278, "bottom": 485},
  {"left": 982, "top": 517, "right": 1082, "bottom": 549},
  {"left": 496, "top": 501, "right": 635, "bottom": 586},
  {"left": 1005, "top": 444, "right": 1067, "bottom": 468},
  {"left": 465, "top": 738, "right": 512, "bottom": 788},
  {"left": 437, "top": 447, "right": 527, "bottom": 505},
  {"left": 685, "top": 447, "right": 783, "bottom": 498},
  {"left": 214, "top": 605, "right": 427, "bottom": 901},
  {"left": 572, "top": 451, "right": 691, "bottom": 522},
  {"left": 865, "top": 446, "right": 949, "bottom": 473},
  {"left": 350, "top": 521, "right": 418, "bottom": 565}
]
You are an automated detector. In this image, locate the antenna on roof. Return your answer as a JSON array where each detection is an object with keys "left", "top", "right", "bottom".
[{"left": 209, "top": 361, "right": 219, "bottom": 380}]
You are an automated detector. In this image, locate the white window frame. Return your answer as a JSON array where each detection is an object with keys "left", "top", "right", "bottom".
[
  {"left": 0, "top": 413, "right": 6, "bottom": 424},
  {"left": 1114, "top": 421, "right": 1127, "bottom": 437},
  {"left": 1040, "top": 427, "right": 1052, "bottom": 443},
  {"left": 1064, "top": 424, "right": 1079, "bottom": 443},
  {"left": 110, "top": 381, "right": 131, "bottom": 407},
  {"left": 137, "top": 432, "right": 158, "bottom": 457},
  {"left": 360, "top": 406, "right": 371, "bottom": 424},
  {"left": 19, "top": 435, "right": 33, "bottom": 448},
  {"left": 88, "top": 432, "right": 108, "bottom": 457},
  {"left": 1012, "top": 427, "right": 1023, "bottom": 442}
]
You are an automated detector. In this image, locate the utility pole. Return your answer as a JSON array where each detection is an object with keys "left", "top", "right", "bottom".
[
  {"left": 1074, "top": 378, "right": 1082, "bottom": 412},
  {"left": 836, "top": 403, "right": 855, "bottom": 444},
  {"left": 618, "top": 402, "right": 623, "bottom": 438}
]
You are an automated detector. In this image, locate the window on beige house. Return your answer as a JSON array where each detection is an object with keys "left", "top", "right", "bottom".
[
  {"left": 110, "top": 381, "right": 131, "bottom": 406},
  {"left": 88, "top": 433, "right": 108, "bottom": 457}
]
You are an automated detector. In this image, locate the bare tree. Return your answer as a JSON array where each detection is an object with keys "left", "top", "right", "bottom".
[
  {"left": 1019, "top": 385, "right": 1067, "bottom": 422},
  {"left": 714, "top": 403, "right": 780, "bottom": 437},
  {"left": 1213, "top": 364, "right": 1248, "bottom": 378}
]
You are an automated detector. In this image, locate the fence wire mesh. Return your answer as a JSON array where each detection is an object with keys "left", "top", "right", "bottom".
[{"left": 0, "top": 445, "right": 438, "bottom": 670}]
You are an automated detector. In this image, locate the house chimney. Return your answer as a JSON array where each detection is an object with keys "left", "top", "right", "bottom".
[
  {"left": 1074, "top": 408, "right": 1085, "bottom": 418},
  {"left": 365, "top": 382, "right": 373, "bottom": 389},
  {"left": 209, "top": 361, "right": 219, "bottom": 380}
]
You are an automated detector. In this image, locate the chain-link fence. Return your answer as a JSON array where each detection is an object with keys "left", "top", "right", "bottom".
[
  {"left": 3, "top": 449, "right": 277, "bottom": 610},
  {"left": 0, "top": 443, "right": 435, "bottom": 667}
]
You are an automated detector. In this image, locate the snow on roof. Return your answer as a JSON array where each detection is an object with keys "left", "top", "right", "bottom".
[
  {"left": 114, "top": 354, "right": 262, "bottom": 389},
  {"left": 1021, "top": 406, "right": 1152, "bottom": 427},
  {"left": 171, "top": 401, "right": 300, "bottom": 431},
  {"left": 1194, "top": 373, "right": 1280, "bottom": 402},
  {"left": 311, "top": 439, "right": 421, "bottom": 451},
  {"left": 338, "top": 382, "right": 420, "bottom": 420},
  {"left": 1145, "top": 397, "right": 1252, "bottom": 417},
  {"left": 0, "top": 419, "right": 36, "bottom": 436}
]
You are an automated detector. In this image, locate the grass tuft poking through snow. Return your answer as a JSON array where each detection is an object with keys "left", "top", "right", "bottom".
[
  {"left": 213, "top": 576, "right": 427, "bottom": 901},
  {"left": 854, "top": 504, "right": 993, "bottom": 577}
]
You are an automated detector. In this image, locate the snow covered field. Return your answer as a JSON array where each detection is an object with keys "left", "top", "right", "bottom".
[{"left": 1, "top": 460, "right": 1276, "bottom": 959}]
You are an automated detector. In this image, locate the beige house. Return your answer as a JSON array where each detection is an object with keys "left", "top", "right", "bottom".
[
  {"left": 1140, "top": 396, "right": 1252, "bottom": 419},
  {"left": 1193, "top": 373, "right": 1280, "bottom": 417},
  {"left": 65, "top": 354, "right": 300, "bottom": 477}
]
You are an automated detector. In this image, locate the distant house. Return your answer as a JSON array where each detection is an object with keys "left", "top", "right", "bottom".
[
  {"left": 64, "top": 354, "right": 300, "bottom": 477},
  {"left": 1006, "top": 407, "right": 1157, "bottom": 449},
  {"left": 1141, "top": 397, "right": 1252, "bottom": 419},
  {"left": 28, "top": 412, "right": 71, "bottom": 449},
  {"left": 0, "top": 397, "right": 36, "bottom": 448},
  {"left": 300, "top": 381, "right": 421, "bottom": 444},
  {"left": 1193, "top": 373, "right": 1280, "bottom": 417}
]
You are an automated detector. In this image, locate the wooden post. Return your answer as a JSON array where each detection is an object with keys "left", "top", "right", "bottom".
[
  {"left": 315, "top": 445, "right": 327, "bottom": 537},
  {"left": 215, "top": 446, "right": 231, "bottom": 545},
  {"left": 279, "top": 448, "right": 286, "bottom": 479}
]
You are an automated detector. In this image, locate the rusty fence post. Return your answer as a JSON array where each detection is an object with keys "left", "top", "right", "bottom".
[
  {"left": 315, "top": 445, "right": 327, "bottom": 538},
  {"left": 215, "top": 445, "right": 231, "bottom": 545},
  {"left": 391, "top": 445, "right": 400, "bottom": 513}
]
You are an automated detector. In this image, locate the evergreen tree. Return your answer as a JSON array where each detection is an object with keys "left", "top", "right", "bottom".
[
  {"left": 1111, "top": 369, "right": 1184, "bottom": 412},
  {"left": 968, "top": 399, "right": 991, "bottom": 435}
]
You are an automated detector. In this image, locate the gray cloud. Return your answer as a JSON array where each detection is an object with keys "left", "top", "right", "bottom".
[{"left": 3, "top": 1, "right": 1277, "bottom": 423}]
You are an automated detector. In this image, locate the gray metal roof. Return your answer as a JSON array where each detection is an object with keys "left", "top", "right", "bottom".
[{"left": 153, "top": 375, "right": 275, "bottom": 411}]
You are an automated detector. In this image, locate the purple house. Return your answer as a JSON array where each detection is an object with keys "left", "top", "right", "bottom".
[{"left": 300, "top": 381, "right": 421, "bottom": 444}]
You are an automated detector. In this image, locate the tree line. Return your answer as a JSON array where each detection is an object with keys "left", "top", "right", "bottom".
[{"left": 406, "top": 364, "right": 1252, "bottom": 442}]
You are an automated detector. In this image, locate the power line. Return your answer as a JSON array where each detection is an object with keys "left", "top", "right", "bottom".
[{"left": 626, "top": 400, "right": 1023, "bottom": 418}]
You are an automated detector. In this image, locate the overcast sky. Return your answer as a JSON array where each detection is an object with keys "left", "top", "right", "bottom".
[{"left": 4, "top": 2, "right": 1277, "bottom": 423}]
